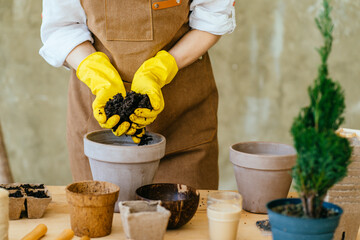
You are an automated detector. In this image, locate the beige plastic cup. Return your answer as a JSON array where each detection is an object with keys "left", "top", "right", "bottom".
[{"left": 207, "top": 192, "right": 242, "bottom": 240}]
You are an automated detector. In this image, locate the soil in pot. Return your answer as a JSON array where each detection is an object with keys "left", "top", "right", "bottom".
[
  {"left": 24, "top": 189, "right": 49, "bottom": 198},
  {"left": 9, "top": 191, "right": 23, "bottom": 198},
  {"left": 1, "top": 186, "right": 21, "bottom": 191},
  {"left": 21, "top": 184, "right": 45, "bottom": 190},
  {"left": 271, "top": 203, "right": 339, "bottom": 218},
  {"left": 105, "top": 91, "right": 153, "bottom": 145},
  {"left": 267, "top": 198, "right": 343, "bottom": 240}
]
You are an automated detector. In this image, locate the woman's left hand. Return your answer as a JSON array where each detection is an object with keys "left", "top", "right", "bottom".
[{"left": 129, "top": 50, "right": 178, "bottom": 128}]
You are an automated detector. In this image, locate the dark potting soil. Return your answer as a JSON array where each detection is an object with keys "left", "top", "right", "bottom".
[
  {"left": 0, "top": 186, "right": 21, "bottom": 191},
  {"left": 256, "top": 219, "right": 271, "bottom": 231},
  {"left": 105, "top": 91, "right": 153, "bottom": 145},
  {"left": 139, "top": 134, "right": 153, "bottom": 146},
  {"left": 271, "top": 203, "right": 339, "bottom": 218},
  {"left": 21, "top": 184, "right": 45, "bottom": 190},
  {"left": 24, "top": 189, "right": 49, "bottom": 198},
  {"left": 9, "top": 190, "right": 23, "bottom": 198}
]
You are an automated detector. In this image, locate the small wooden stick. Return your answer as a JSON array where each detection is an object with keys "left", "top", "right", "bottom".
[
  {"left": 21, "top": 224, "right": 47, "bottom": 240},
  {"left": 55, "top": 229, "right": 75, "bottom": 240}
]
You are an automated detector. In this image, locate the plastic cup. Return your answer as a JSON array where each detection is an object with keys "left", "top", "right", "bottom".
[{"left": 207, "top": 191, "right": 242, "bottom": 240}]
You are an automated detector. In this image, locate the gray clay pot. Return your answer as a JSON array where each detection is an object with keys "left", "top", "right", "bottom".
[
  {"left": 84, "top": 130, "right": 166, "bottom": 212},
  {"left": 230, "top": 141, "right": 296, "bottom": 213},
  {"left": 119, "top": 201, "right": 170, "bottom": 240}
]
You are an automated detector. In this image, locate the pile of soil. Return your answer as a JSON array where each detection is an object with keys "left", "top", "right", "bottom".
[
  {"left": 256, "top": 219, "right": 271, "bottom": 231},
  {"left": 105, "top": 91, "right": 153, "bottom": 145}
]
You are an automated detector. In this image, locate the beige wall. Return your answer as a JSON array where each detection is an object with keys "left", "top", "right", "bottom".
[{"left": 0, "top": 0, "right": 359, "bottom": 189}]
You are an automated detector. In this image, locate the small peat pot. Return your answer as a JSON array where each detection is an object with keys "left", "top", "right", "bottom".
[
  {"left": 230, "top": 142, "right": 296, "bottom": 213},
  {"left": 119, "top": 201, "right": 170, "bottom": 240},
  {"left": 84, "top": 130, "right": 166, "bottom": 212},
  {"left": 65, "top": 181, "right": 120, "bottom": 237},
  {"left": 136, "top": 183, "right": 200, "bottom": 229},
  {"left": 0, "top": 183, "right": 51, "bottom": 220},
  {"left": 25, "top": 188, "right": 52, "bottom": 219},
  {"left": 266, "top": 198, "right": 343, "bottom": 240}
]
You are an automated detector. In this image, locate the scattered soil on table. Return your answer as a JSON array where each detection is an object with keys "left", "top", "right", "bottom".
[
  {"left": 9, "top": 190, "right": 23, "bottom": 198},
  {"left": 105, "top": 91, "right": 153, "bottom": 145},
  {"left": 25, "top": 189, "right": 49, "bottom": 198},
  {"left": 256, "top": 219, "right": 271, "bottom": 231},
  {"left": 271, "top": 203, "right": 339, "bottom": 218}
]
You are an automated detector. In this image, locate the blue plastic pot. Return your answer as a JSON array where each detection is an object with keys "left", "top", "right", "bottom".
[{"left": 266, "top": 198, "right": 343, "bottom": 240}]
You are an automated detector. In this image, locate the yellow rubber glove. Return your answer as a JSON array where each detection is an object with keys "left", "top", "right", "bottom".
[
  {"left": 76, "top": 52, "right": 130, "bottom": 136},
  {"left": 129, "top": 50, "right": 178, "bottom": 127},
  {"left": 127, "top": 127, "right": 146, "bottom": 144}
]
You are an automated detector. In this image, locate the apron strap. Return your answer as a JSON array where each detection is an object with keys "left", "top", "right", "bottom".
[{"left": 152, "top": 0, "right": 182, "bottom": 10}]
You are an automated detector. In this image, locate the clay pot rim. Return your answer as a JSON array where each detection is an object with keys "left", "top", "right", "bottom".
[
  {"left": 135, "top": 183, "right": 200, "bottom": 203},
  {"left": 119, "top": 200, "right": 171, "bottom": 215},
  {"left": 230, "top": 141, "right": 297, "bottom": 170},
  {"left": 65, "top": 180, "right": 120, "bottom": 197},
  {"left": 230, "top": 141, "right": 297, "bottom": 158},
  {"left": 84, "top": 130, "right": 166, "bottom": 149}
]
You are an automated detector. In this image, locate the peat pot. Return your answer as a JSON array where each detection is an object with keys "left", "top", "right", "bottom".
[
  {"left": 66, "top": 181, "right": 120, "bottom": 237},
  {"left": 119, "top": 201, "right": 170, "bottom": 240},
  {"left": 136, "top": 183, "right": 200, "bottom": 229},
  {"left": 267, "top": 198, "right": 343, "bottom": 240},
  {"left": 230, "top": 142, "right": 296, "bottom": 213},
  {"left": 84, "top": 130, "right": 166, "bottom": 212}
]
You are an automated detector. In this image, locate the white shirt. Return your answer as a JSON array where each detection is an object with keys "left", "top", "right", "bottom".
[{"left": 39, "top": 0, "right": 236, "bottom": 67}]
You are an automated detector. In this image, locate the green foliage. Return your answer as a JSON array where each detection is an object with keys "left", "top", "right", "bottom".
[{"left": 290, "top": 0, "right": 352, "bottom": 218}]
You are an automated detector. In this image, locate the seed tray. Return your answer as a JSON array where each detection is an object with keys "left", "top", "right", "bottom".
[{"left": 0, "top": 183, "right": 51, "bottom": 220}]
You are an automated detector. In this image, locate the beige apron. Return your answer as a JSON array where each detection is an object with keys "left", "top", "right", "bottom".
[{"left": 67, "top": 0, "right": 219, "bottom": 189}]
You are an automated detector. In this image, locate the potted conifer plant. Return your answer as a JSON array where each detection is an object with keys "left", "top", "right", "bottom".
[{"left": 266, "top": 1, "right": 353, "bottom": 239}]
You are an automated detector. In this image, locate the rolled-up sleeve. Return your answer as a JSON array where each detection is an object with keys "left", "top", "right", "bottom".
[
  {"left": 39, "top": 0, "right": 93, "bottom": 67},
  {"left": 189, "top": 0, "right": 236, "bottom": 35}
]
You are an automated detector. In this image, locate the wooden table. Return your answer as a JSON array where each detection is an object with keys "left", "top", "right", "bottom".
[{"left": 9, "top": 186, "right": 360, "bottom": 239}]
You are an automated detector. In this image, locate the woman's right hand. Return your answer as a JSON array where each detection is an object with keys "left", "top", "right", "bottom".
[{"left": 76, "top": 52, "right": 131, "bottom": 136}]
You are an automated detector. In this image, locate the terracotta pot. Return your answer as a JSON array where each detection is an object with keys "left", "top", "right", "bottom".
[
  {"left": 84, "top": 130, "right": 166, "bottom": 212},
  {"left": 65, "top": 181, "right": 119, "bottom": 237},
  {"left": 230, "top": 142, "right": 296, "bottom": 213},
  {"left": 119, "top": 201, "right": 170, "bottom": 240}
]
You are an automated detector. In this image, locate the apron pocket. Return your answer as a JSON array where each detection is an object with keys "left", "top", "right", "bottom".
[{"left": 105, "top": 0, "right": 153, "bottom": 41}]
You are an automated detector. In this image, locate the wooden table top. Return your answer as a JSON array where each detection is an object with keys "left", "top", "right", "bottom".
[{"left": 8, "top": 186, "right": 360, "bottom": 239}]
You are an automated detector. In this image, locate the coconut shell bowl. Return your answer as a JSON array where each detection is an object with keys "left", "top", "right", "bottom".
[{"left": 135, "top": 183, "right": 200, "bottom": 229}]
